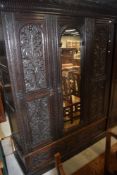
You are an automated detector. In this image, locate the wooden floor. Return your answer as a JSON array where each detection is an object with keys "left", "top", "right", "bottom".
[{"left": 72, "top": 143, "right": 117, "bottom": 175}]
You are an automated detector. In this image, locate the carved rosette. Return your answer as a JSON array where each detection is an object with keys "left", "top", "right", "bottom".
[
  {"left": 27, "top": 97, "right": 52, "bottom": 147},
  {"left": 20, "top": 24, "right": 47, "bottom": 92}
]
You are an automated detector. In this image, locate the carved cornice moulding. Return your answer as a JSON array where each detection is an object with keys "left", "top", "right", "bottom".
[{"left": 0, "top": 0, "right": 117, "bottom": 17}]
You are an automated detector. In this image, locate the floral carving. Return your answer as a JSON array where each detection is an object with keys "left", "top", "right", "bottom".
[
  {"left": 27, "top": 97, "right": 52, "bottom": 147},
  {"left": 92, "top": 24, "right": 108, "bottom": 78},
  {"left": 20, "top": 24, "right": 47, "bottom": 92},
  {"left": 88, "top": 23, "right": 109, "bottom": 119}
]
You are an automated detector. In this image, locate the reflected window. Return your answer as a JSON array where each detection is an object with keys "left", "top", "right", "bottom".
[{"left": 60, "top": 28, "right": 81, "bottom": 130}]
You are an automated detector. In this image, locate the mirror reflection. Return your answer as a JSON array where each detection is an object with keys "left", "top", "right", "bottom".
[{"left": 60, "top": 28, "right": 81, "bottom": 130}]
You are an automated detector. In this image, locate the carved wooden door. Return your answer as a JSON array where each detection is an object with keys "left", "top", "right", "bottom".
[
  {"left": 57, "top": 17, "right": 114, "bottom": 131},
  {"left": 2, "top": 13, "right": 60, "bottom": 153},
  {"left": 85, "top": 18, "right": 114, "bottom": 123}
]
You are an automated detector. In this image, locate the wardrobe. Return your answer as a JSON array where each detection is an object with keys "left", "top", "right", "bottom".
[{"left": 0, "top": 1, "right": 117, "bottom": 174}]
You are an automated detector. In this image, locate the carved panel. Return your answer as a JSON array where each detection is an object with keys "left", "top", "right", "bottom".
[
  {"left": 91, "top": 24, "right": 108, "bottom": 78},
  {"left": 27, "top": 119, "right": 106, "bottom": 173},
  {"left": 27, "top": 97, "right": 52, "bottom": 147},
  {"left": 88, "top": 23, "right": 109, "bottom": 119},
  {"left": 89, "top": 80, "right": 105, "bottom": 118},
  {"left": 20, "top": 24, "right": 47, "bottom": 92}
]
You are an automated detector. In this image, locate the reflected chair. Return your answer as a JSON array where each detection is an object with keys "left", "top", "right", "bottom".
[
  {"left": 62, "top": 70, "right": 72, "bottom": 102},
  {"left": 63, "top": 105, "right": 73, "bottom": 124},
  {"left": 68, "top": 70, "right": 80, "bottom": 97}
]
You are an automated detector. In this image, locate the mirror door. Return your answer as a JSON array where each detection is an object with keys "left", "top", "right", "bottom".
[{"left": 60, "top": 26, "right": 83, "bottom": 131}]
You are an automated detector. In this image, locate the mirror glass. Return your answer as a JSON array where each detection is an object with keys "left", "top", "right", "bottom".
[{"left": 60, "top": 28, "right": 81, "bottom": 131}]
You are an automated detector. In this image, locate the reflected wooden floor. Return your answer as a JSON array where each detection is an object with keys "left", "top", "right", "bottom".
[{"left": 73, "top": 143, "right": 117, "bottom": 175}]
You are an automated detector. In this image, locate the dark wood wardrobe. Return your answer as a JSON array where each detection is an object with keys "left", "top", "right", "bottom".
[{"left": 0, "top": 0, "right": 117, "bottom": 174}]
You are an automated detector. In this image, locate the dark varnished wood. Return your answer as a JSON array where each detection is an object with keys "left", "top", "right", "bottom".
[
  {"left": 1, "top": 12, "right": 32, "bottom": 153},
  {"left": 13, "top": 118, "right": 106, "bottom": 175},
  {"left": 86, "top": 19, "right": 113, "bottom": 123},
  {"left": 2, "top": 12, "right": 60, "bottom": 153},
  {"left": 1, "top": 0, "right": 117, "bottom": 18},
  {"left": 0, "top": 1, "right": 117, "bottom": 175},
  {"left": 108, "top": 23, "right": 117, "bottom": 128}
]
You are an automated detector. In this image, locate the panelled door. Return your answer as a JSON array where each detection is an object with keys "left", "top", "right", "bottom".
[
  {"left": 84, "top": 18, "right": 114, "bottom": 124},
  {"left": 57, "top": 16, "right": 114, "bottom": 132},
  {"left": 2, "top": 12, "right": 61, "bottom": 153}
]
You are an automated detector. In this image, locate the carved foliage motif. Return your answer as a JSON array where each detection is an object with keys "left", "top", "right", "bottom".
[
  {"left": 92, "top": 24, "right": 108, "bottom": 78},
  {"left": 27, "top": 97, "right": 52, "bottom": 147},
  {"left": 89, "top": 80, "right": 105, "bottom": 118},
  {"left": 20, "top": 24, "right": 47, "bottom": 92},
  {"left": 88, "top": 23, "right": 108, "bottom": 118}
]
